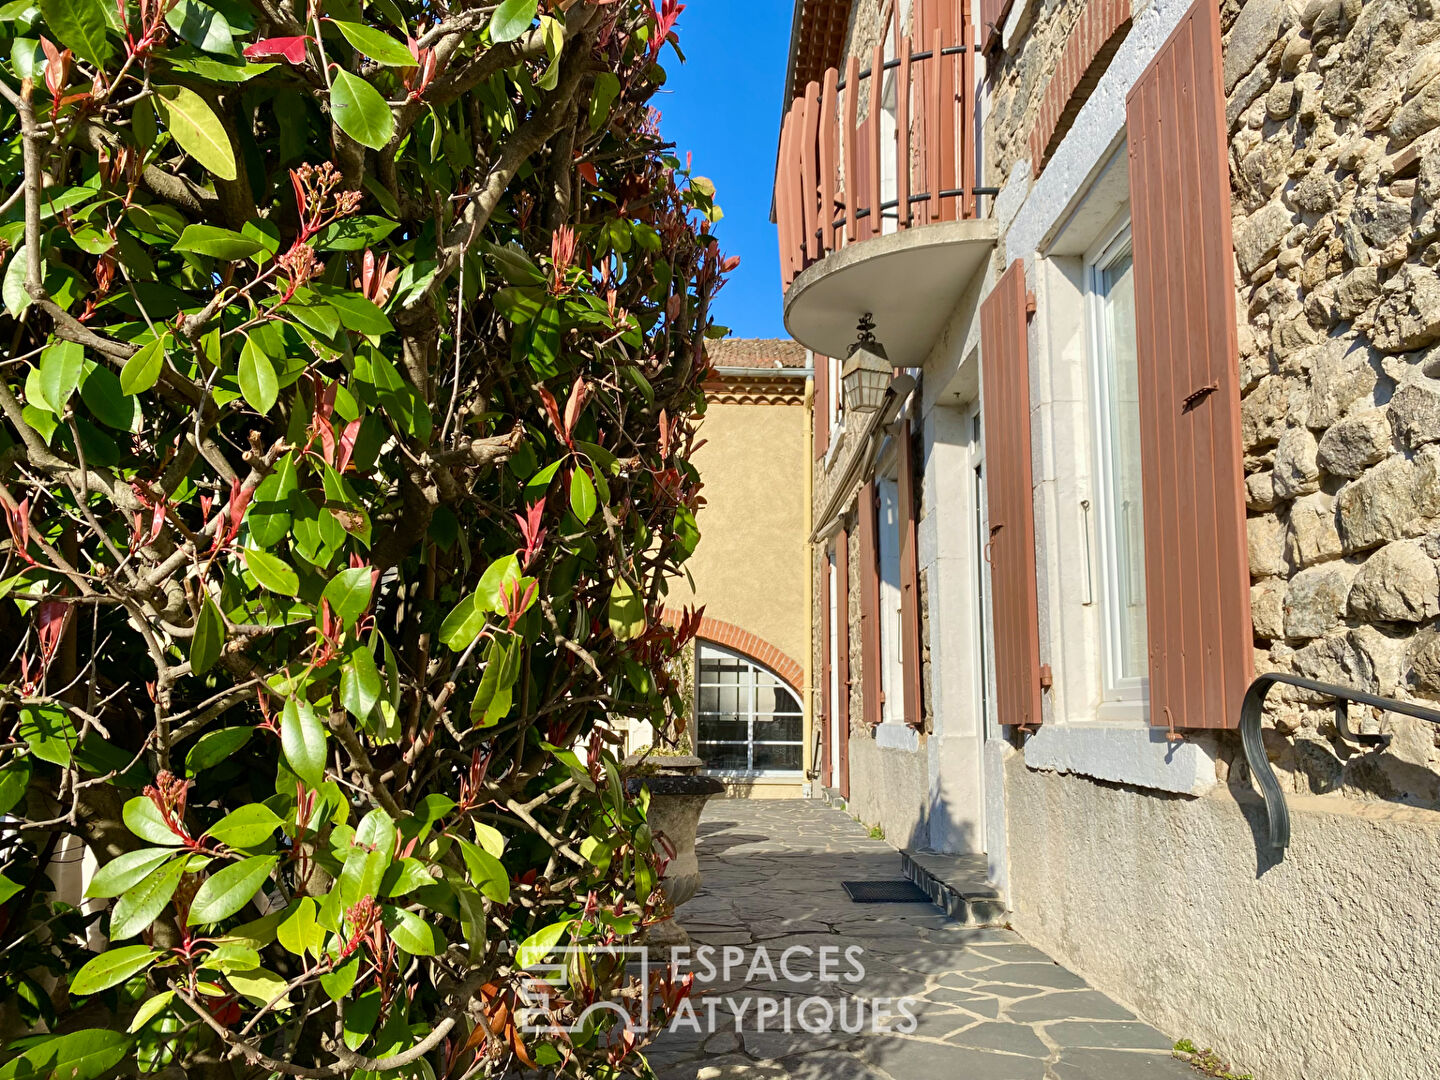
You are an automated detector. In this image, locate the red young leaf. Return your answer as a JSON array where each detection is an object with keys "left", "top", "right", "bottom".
[{"left": 244, "top": 36, "right": 312, "bottom": 64}]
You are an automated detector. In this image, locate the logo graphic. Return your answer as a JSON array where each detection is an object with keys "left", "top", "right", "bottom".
[{"left": 514, "top": 944, "right": 652, "bottom": 1037}]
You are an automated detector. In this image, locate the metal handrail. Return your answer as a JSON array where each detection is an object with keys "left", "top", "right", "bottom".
[{"left": 1240, "top": 672, "right": 1440, "bottom": 857}]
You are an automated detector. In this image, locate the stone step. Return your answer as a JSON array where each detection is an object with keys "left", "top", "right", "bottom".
[{"left": 901, "top": 848, "right": 1009, "bottom": 927}]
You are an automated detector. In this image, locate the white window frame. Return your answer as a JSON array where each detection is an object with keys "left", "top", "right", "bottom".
[
  {"left": 1085, "top": 213, "right": 1149, "bottom": 718},
  {"left": 694, "top": 642, "right": 806, "bottom": 777},
  {"left": 873, "top": 449, "right": 906, "bottom": 729},
  {"left": 826, "top": 546, "right": 842, "bottom": 783}
]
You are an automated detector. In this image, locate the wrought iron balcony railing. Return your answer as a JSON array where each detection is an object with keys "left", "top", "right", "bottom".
[
  {"left": 1240, "top": 672, "right": 1440, "bottom": 859},
  {"left": 774, "top": 26, "right": 987, "bottom": 290}
]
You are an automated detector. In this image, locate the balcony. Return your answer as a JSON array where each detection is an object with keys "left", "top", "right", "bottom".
[{"left": 775, "top": 27, "right": 996, "bottom": 368}]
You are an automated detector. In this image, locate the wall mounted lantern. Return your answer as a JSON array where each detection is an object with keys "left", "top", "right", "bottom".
[{"left": 841, "top": 313, "right": 891, "bottom": 415}]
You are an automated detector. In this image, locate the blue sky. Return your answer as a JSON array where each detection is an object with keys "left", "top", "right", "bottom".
[{"left": 658, "top": 3, "right": 793, "bottom": 340}]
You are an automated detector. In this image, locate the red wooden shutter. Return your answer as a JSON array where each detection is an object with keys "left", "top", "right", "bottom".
[
  {"left": 897, "top": 420, "right": 925, "bottom": 730},
  {"left": 819, "top": 549, "right": 833, "bottom": 788},
  {"left": 814, "top": 356, "right": 829, "bottom": 460},
  {"left": 981, "top": 0, "right": 1014, "bottom": 54},
  {"left": 1127, "top": 0, "right": 1252, "bottom": 730},
  {"left": 857, "top": 482, "right": 883, "bottom": 727},
  {"left": 979, "top": 261, "right": 1043, "bottom": 728},
  {"left": 836, "top": 526, "right": 852, "bottom": 799}
]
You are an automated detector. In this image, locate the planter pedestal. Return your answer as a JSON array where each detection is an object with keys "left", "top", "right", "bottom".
[{"left": 624, "top": 772, "right": 724, "bottom": 955}]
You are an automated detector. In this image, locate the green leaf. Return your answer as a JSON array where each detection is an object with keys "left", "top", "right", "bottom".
[
  {"left": 516, "top": 919, "right": 573, "bottom": 968},
  {"left": 608, "top": 577, "right": 646, "bottom": 641},
  {"left": 322, "top": 566, "right": 373, "bottom": 628},
  {"left": 330, "top": 19, "right": 415, "bottom": 65},
  {"left": 439, "top": 593, "right": 485, "bottom": 652},
  {"left": 385, "top": 907, "right": 443, "bottom": 956},
  {"left": 329, "top": 68, "right": 395, "bottom": 150},
  {"left": 469, "top": 635, "right": 517, "bottom": 728},
  {"left": 155, "top": 85, "right": 237, "bottom": 180},
  {"left": 315, "top": 287, "right": 392, "bottom": 335},
  {"left": 455, "top": 837, "right": 510, "bottom": 903},
  {"left": 109, "top": 857, "right": 185, "bottom": 940},
  {"left": 3, "top": 244, "right": 33, "bottom": 316},
  {"left": 188, "top": 854, "right": 279, "bottom": 925},
  {"left": 569, "top": 466, "right": 597, "bottom": 523},
  {"left": 320, "top": 958, "right": 358, "bottom": 1001},
  {"left": 475, "top": 553, "right": 521, "bottom": 613},
  {"left": 0, "top": 1029, "right": 131, "bottom": 1080},
  {"left": 281, "top": 696, "right": 326, "bottom": 787},
  {"left": 38, "top": 0, "right": 111, "bottom": 66},
  {"left": 122, "top": 796, "right": 183, "bottom": 846},
  {"left": 490, "top": 0, "right": 537, "bottom": 42},
  {"left": 175, "top": 224, "right": 261, "bottom": 261},
  {"left": 0, "top": 758, "right": 31, "bottom": 815},
  {"left": 165, "top": 0, "right": 234, "bottom": 55},
  {"left": 480, "top": 239, "right": 545, "bottom": 286},
  {"left": 207, "top": 803, "right": 282, "bottom": 849},
  {"left": 247, "top": 452, "right": 298, "bottom": 548},
  {"left": 243, "top": 547, "right": 299, "bottom": 596},
  {"left": 226, "top": 966, "right": 293, "bottom": 1010},
  {"left": 127, "top": 990, "right": 174, "bottom": 1032},
  {"left": 70, "top": 946, "right": 158, "bottom": 995},
  {"left": 79, "top": 361, "right": 141, "bottom": 431},
  {"left": 38, "top": 340, "right": 83, "bottom": 413},
  {"left": 343, "top": 988, "right": 382, "bottom": 1049},
  {"left": 11, "top": 38, "right": 43, "bottom": 80},
  {"left": 381, "top": 858, "right": 434, "bottom": 897},
  {"left": 186, "top": 725, "right": 252, "bottom": 775},
  {"left": 191, "top": 593, "right": 225, "bottom": 675},
  {"left": 276, "top": 897, "right": 319, "bottom": 957},
  {"left": 18, "top": 704, "right": 77, "bottom": 766},
  {"left": 119, "top": 337, "right": 166, "bottom": 395},
  {"left": 590, "top": 71, "right": 621, "bottom": 132},
  {"left": 238, "top": 334, "right": 279, "bottom": 414},
  {"left": 86, "top": 847, "right": 175, "bottom": 899},
  {"left": 204, "top": 944, "right": 261, "bottom": 972},
  {"left": 341, "top": 643, "right": 383, "bottom": 722}
]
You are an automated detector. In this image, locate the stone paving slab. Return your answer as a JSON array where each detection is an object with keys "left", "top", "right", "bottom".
[{"left": 648, "top": 800, "right": 1201, "bottom": 1080}]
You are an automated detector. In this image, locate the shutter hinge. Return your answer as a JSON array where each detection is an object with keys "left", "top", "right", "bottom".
[
  {"left": 1025, "top": 290, "right": 1037, "bottom": 317},
  {"left": 1039, "top": 664, "right": 1054, "bottom": 690}
]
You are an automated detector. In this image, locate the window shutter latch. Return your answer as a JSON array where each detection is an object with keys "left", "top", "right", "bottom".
[
  {"left": 1182, "top": 381, "right": 1219, "bottom": 412},
  {"left": 1039, "top": 664, "right": 1054, "bottom": 691}
]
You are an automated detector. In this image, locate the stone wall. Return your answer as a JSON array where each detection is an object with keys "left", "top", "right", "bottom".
[
  {"left": 983, "top": 0, "right": 1098, "bottom": 184},
  {"left": 1227, "top": 0, "right": 1440, "bottom": 807}
]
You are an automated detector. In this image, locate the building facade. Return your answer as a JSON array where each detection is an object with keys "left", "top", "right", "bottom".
[
  {"left": 776, "top": 0, "right": 1440, "bottom": 1076},
  {"left": 632, "top": 339, "right": 815, "bottom": 797}
]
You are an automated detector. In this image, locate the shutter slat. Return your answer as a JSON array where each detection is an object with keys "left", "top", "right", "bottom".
[
  {"left": 979, "top": 262, "right": 1043, "bottom": 727},
  {"left": 858, "top": 482, "right": 883, "bottom": 727},
  {"left": 836, "top": 526, "right": 852, "bottom": 799},
  {"left": 898, "top": 420, "right": 924, "bottom": 730},
  {"left": 1127, "top": 0, "right": 1252, "bottom": 730}
]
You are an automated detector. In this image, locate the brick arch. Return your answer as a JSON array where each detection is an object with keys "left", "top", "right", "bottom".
[{"left": 660, "top": 609, "right": 806, "bottom": 694}]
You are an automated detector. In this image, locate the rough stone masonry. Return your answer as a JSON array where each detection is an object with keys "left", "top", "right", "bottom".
[{"left": 1227, "top": 0, "right": 1440, "bottom": 806}]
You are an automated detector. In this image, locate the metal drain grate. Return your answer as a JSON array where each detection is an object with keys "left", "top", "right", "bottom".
[{"left": 841, "top": 879, "right": 931, "bottom": 903}]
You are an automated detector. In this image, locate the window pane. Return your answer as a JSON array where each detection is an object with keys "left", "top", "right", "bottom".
[
  {"left": 697, "top": 743, "right": 749, "bottom": 770},
  {"left": 698, "top": 716, "right": 749, "bottom": 744},
  {"left": 753, "top": 744, "right": 802, "bottom": 771},
  {"left": 754, "top": 684, "right": 800, "bottom": 715},
  {"left": 1100, "top": 250, "right": 1149, "bottom": 682},
  {"left": 754, "top": 712, "right": 802, "bottom": 742}
]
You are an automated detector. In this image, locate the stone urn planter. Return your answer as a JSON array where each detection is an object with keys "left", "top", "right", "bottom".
[{"left": 624, "top": 770, "right": 724, "bottom": 953}]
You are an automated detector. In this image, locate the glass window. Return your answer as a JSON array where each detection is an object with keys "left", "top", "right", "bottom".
[
  {"left": 695, "top": 643, "right": 806, "bottom": 775},
  {"left": 1088, "top": 221, "right": 1148, "bottom": 701},
  {"left": 875, "top": 473, "right": 905, "bottom": 725}
]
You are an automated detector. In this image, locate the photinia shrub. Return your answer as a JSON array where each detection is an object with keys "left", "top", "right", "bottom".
[{"left": 0, "top": 0, "right": 730, "bottom": 1074}]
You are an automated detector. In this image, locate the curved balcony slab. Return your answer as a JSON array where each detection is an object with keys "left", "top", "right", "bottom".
[{"left": 783, "top": 219, "right": 998, "bottom": 368}]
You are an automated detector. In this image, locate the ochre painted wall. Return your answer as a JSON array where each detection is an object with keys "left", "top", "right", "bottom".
[{"left": 669, "top": 396, "right": 812, "bottom": 694}]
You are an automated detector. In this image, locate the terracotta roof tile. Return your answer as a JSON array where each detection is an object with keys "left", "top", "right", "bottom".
[{"left": 706, "top": 338, "right": 808, "bottom": 370}]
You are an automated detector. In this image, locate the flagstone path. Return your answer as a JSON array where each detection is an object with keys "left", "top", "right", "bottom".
[{"left": 647, "top": 800, "right": 1199, "bottom": 1080}]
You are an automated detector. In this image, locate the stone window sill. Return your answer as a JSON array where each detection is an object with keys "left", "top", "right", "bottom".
[{"left": 1021, "top": 723, "right": 1216, "bottom": 796}]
